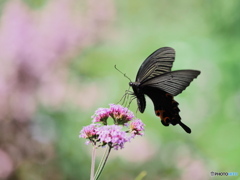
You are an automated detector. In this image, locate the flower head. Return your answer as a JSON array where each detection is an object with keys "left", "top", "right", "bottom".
[
  {"left": 129, "top": 119, "right": 145, "bottom": 136},
  {"left": 97, "top": 125, "right": 129, "bottom": 150},
  {"left": 79, "top": 124, "right": 98, "bottom": 142},
  {"left": 109, "top": 104, "right": 134, "bottom": 125},
  {"left": 91, "top": 108, "right": 110, "bottom": 124}
]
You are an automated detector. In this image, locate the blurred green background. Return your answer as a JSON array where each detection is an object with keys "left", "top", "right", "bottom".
[{"left": 0, "top": 0, "right": 240, "bottom": 180}]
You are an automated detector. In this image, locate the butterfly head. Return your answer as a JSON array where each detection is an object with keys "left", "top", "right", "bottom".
[
  {"left": 129, "top": 82, "right": 134, "bottom": 87},
  {"left": 129, "top": 82, "right": 141, "bottom": 95},
  {"left": 129, "top": 81, "right": 140, "bottom": 87}
]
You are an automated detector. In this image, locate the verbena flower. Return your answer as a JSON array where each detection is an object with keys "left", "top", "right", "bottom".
[
  {"left": 79, "top": 104, "right": 145, "bottom": 150},
  {"left": 97, "top": 125, "right": 129, "bottom": 150},
  {"left": 79, "top": 124, "right": 100, "bottom": 145},
  {"left": 91, "top": 108, "right": 110, "bottom": 124},
  {"left": 79, "top": 104, "right": 145, "bottom": 180},
  {"left": 79, "top": 124, "right": 97, "bottom": 138},
  {"left": 109, "top": 104, "right": 134, "bottom": 125},
  {"left": 129, "top": 119, "right": 145, "bottom": 136}
]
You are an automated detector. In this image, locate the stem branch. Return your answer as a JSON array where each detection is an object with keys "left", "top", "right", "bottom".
[
  {"left": 90, "top": 146, "right": 97, "bottom": 180},
  {"left": 94, "top": 145, "right": 112, "bottom": 180}
]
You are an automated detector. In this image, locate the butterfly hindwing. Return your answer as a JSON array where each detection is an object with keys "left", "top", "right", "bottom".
[
  {"left": 142, "top": 86, "right": 191, "bottom": 133},
  {"left": 141, "top": 70, "right": 200, "bottom": 96}
]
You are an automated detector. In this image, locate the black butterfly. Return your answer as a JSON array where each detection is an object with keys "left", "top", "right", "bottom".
[{"left": 129, "top": 47, "right": 200, "bottom": 133}]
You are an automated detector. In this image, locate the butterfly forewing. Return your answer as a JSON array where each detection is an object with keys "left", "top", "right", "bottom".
[
  {"left": 136, "top": 47, "right": 175, "bottom": 83},
  {"left": 141, "top": 70, "right": 200, "bottom": 96}
]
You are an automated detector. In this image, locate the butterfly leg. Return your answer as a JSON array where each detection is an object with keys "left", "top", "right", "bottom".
[
  {"left": 117, "top": 88, "right": 134, "bottom": 106},
  {"left": 127, "top": 96, "right": 136, "bottom": 109}
]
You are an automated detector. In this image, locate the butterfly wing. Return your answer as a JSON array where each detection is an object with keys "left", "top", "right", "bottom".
[
  {"left": 141, "top": 70, "right": 200, "bottom": 96},
  {"left": 136, "top": 47, "right": 175, "bottom": 83},
  {"left": 143, "top": 87, "right": 191, "bottom": 133}
]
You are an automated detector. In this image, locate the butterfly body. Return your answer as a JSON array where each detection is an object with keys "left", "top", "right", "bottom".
[
  {"left": 129, "top": 82, "right": 146, "bottom": 113},
  {"left": 129, "top": 47, "right": 200, "bottom": 134}
]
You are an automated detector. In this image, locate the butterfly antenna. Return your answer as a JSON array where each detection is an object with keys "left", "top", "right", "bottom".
[{"left": 114, "top": 65, "right": 132, "bottom": 82}]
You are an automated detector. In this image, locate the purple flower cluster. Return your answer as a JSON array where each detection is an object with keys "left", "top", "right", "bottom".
[
  {"left": 79, "top": 124, "right": 99, "bottom": 139},
  {"left": 91, "top": 104, "right": 134, "bottom": 125},
  {"left": 91, "top": 108, "right": 110, "bottom": 124},
  {"left": 80, "top": 104, "right": 145, "bottom": 150},
  {"left": 109, "top": 104, "right": 134, "bottom": 125},
  {"left": 97, "top": 125, "right": 128, "bottom": 150}
]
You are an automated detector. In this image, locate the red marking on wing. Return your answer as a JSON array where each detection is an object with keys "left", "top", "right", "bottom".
[{"left": 155, "top": 109, "right": 170, "bottom": 126}]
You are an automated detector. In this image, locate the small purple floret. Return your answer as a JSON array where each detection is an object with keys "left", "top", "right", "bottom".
[{"left": 129, "top": 119, "right": 145, "bottom": 136}]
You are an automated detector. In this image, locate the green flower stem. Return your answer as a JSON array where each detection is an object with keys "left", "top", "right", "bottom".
[
  {"left": 94, "top": 145, "right": 112, "bottom": 180},
  {"left": 93, "top": 148, "right": 107, "bottom": 180},
  {"left": 90, "top": 146, "right": 97, "bottom": 180}
]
